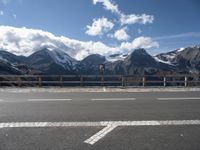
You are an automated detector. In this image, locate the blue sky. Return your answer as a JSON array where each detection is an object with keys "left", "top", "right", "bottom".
[{"left": 0, "top": 0, "right": 200, "bottom": 58}]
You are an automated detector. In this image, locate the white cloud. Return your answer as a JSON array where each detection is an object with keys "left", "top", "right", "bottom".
[
  {"left": 112, "top": 27, "right": 130, "bottom": 41},
  {"left": 0, "top": 26, "right": 158, "bottom": 60},
  {"left": 86, "top": 17, "right": 114, "bottom": 36},
  {"left": 120, "top": 36, "right": 159, "bottom": 50},
  {"left": 120, "top": 14, "right": 154, "bottom": 25},
  {"left": 154, "top": 32, "right": 200, "bottom": 40},
  {"left": 0, "top": 11, "right": 4, "bottom": 16},
  {"left": 93, "top": 0, "right": 120, "bottom": 14},
  {"left": 92, "top": 0, "right": 154, "bottom": 25}
]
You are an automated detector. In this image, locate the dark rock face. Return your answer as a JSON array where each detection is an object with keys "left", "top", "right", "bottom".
[
  {"left": 0, "top": 60, "right": 21, "bottom": 75},
  {"left": 0, "top": 50, "right": 26, "bottom": 64},
  {"left": 77, "top": 54, "right": 106, "bottom": 75}
]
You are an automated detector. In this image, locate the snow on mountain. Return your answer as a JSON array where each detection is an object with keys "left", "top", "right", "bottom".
[
  {"left": 0, "top": 55, "right": 7, "bottom": 62},
  {"left": 177, "top": 47, "right": 185, "bottom": 52},
  {"left": 155, "top": 47, "right": 186, "bottom": 63},
  {"left": 153, "top": 56, "right": 173, "bottom": 65},
  {"left": 47, "top": 49, "right": 78, "bottom": 70}
]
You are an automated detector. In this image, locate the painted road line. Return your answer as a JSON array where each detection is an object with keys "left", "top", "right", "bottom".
[
  {"left": 103, "top": 87, "right": 106, "bottom": 92},
  {"left": 157, "top": 97, "right": 200, "bottom": 101},
  {"left": 91, "top": 98, "right": 136, "bottom": 101},
  {"left": 28, "top": 99, "right": 72, "bottom": 102},
  {"left": 0, "top": 120, "right": 200, "bottom": 145},
  {"left": 84, "top": 124, "right": 117, "bottom": 145}
]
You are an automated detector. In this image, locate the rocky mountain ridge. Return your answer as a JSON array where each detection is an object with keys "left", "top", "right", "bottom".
[{"left": 0, "top": 45, "right": 199, "bottom": 75}]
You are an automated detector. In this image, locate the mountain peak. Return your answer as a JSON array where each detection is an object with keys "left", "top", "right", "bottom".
[
  {"left": 128, "top": 48, "right": 152, "bottom": 60},
  {"left": 82, "top": 54, "right": 106, "bottom": 65},
  {"left": 132, "top": 48, "right": 148, "bottom": 55}
]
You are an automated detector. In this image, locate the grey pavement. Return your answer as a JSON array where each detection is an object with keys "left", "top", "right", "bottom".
[{"left": 0, "top": 88, "right": 200, "bottom": 150}]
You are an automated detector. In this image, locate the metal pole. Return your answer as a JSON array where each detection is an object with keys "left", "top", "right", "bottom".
[
  {"left": 60, "top": 76, "right": 63, "bottom": 87},
  {"left": 142, "top": 77, "right": 145, "bottom": 87},
  {"left": 18, "top": 77, "right": 21, "bottom": 87},
  {"left": 121, "top": 76, "right": 124, "bottom": 87},
  {"left": 101, "top": 74, "right": 104, "bottom": 86},
  {"left": 164, "top": 77, "right": 166, "bottom": 87},
  {"left": 39, "top": 77, "right": 42, "bottom": 87},
  {"left": 80, "top": 76, "right": 83, "bottom": 87}
]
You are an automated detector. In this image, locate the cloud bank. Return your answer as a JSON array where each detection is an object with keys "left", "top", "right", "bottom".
[{"left": 0, "top": 26, "right": 159, "bottom": 60}]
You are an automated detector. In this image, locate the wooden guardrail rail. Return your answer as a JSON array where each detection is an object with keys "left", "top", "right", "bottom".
[{"left": 0, "top": 75, "right": 199, "bottom": 87}]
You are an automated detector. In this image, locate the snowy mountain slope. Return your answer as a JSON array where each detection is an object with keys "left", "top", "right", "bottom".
[{"left": 0, "top": 45, "right": 199, "bottom": 75}]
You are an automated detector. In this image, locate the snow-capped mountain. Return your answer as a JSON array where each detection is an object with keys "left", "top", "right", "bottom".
[
  {"left": 106, "top": 48, "right": 175, "bottom": 75},
  {"left": 27, "top": 48, "right": 78, "bottom": 75},
  {"left": 155, "top": 45, "right": 200, "bottom": 73},
  {"left": 30, "top": 48, "right": 78, "bottom": 70},
  {"left": 0, "top": 45, "right": 200, "bottom": 75},
  {"left": 155, "top": 47, "right": 185, "bottom": 64}
]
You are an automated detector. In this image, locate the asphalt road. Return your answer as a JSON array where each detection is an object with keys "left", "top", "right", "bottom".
[{"left": 0, "top": 89, "right": 200, "bottom": 150}]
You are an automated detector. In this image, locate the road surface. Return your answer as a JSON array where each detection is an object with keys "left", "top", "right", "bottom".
[{"left": 0, "top": 88, "right": 200, "bottom": 150}]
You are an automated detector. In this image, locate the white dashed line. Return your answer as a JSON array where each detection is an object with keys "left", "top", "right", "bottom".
[
  {"left": 157, "top": 97, "right": 200, "bottom": 101},
  {"left": 91, "top": 98, "right": 136, "bottom": 101},
  {"left": 28, "top": 99, "right": 72, "bottom": 102},
  {"left": 0, "top": 120, "right": 200, "bottom": 145}
]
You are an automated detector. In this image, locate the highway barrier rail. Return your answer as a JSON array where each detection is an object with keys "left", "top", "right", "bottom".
[{"left": 0, "top": 74, "right": 200, "bottom": 87}]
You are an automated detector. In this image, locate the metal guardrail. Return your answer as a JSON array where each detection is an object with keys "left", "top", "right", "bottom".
[{"left": 0, "top": 75, "right": 200, "bottom": 87}]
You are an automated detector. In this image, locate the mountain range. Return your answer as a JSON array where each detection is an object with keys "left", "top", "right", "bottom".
[{"left": 0, "top": 45, "right": 200, "bottom": 75}]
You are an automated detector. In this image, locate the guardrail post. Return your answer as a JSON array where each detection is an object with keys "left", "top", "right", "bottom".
[
  {"left": 60, "top": 76, "right": 63, "bottom": 87},
  {"left": 18, "top": 77, "right": 21, "bottom": 87},
  {"left": 142, "top": 76, "right": 145, "bottom": 87},
  {"left": 101, "top": 75, "right": 104, "bottom": 86},
  {"left": 124, "top": 76, "right": 127, "bottom": 88},
  {"left": 163, "top": 76, "right": 166, "bottom": 87},
  {"left": 80, "top": 76, "right": 84, "bottom": 87},
  {"left": 39, "top": 77, "right": 42, "bottom": 87},
  {"left": 121, "top": 76, "right": 125, "bottom": 87},
  {"left": 185, "top": 76, "right": 188, "bottom": 87}
]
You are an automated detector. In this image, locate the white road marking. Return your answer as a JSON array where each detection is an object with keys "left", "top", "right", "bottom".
[
  {"left": 84, "top": 124, "right": 117, "bottom": 145},
  {"left": 91, "top": 98, "right": 136, "bottom": 101},
  {"left": 157, "top": 97, "right": 200, "bottom": 101},
  {"left": 28, "top": 99, "right": 72, "bottom": 102},
  {"left": 0, "top": 120, "right": 200, "bottom": 145}
]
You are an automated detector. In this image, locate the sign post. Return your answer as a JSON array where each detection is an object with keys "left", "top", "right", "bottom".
[{"left": 99, "top": 64, "right": 105, "bottom": 86}]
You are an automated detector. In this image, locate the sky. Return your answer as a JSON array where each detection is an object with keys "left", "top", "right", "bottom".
[{"left": 0, "top": 0, "right": 200, "bottom": 60}]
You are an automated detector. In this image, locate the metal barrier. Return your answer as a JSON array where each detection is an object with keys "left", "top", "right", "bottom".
[{"left": 0, "top": 75, "right": 200, "bottom": 87}]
